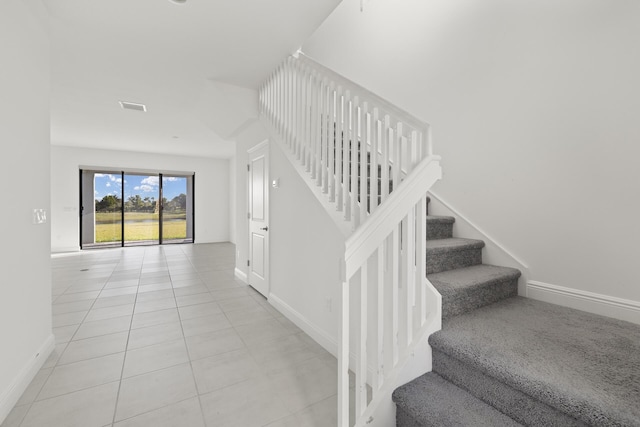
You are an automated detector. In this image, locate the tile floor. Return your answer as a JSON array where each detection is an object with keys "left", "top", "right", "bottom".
[{"left": 2, "top": 243, "right": 339, "bottom": 427}]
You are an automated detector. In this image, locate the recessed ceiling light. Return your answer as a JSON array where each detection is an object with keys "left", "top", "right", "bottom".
[
  {"left": 119, "top": 101, "right": 147, "bottom": 112},
  {"left": 169, "top": 0, "right": 187, "bottom": 4}
]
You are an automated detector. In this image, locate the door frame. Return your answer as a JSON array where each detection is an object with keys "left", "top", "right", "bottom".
[{"left": 247, "top": 140, "right": 270, "bottom": 297}]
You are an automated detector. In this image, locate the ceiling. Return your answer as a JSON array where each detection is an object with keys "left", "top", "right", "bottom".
[{"left": 44, "top": 0, "right": 341, "bottom": 158}]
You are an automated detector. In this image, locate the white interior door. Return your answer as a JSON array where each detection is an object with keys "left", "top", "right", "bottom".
[{"left": 248, "top": 141, "right": 269, "bottom": 297}]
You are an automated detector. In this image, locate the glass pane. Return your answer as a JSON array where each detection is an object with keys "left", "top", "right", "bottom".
[
  {"left": 162, "top": 175, "right": 192, "bottom": 244},
  {"left": 124, "top": 174, "right": 159, "bottom": 246},
  {"left": 81, "top": 171, "right": 122, "bottom": 249}
]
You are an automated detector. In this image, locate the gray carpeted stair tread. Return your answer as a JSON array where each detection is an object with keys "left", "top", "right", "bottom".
[
  {"left": 428, "top": 264, "right": 520, "bottom": 317},
  {"left": 393, "top": 372, "right": 523, "bottom": 427},
  {"left": 425, "top": 215, "right": 455, "bottom": 224},
  {"left": 428, "top": 264, "right": 520, "bottom": 293},
  {"left": 429, "top": 296, "right": 640, "bottom": 426},
  {"left": 425, "top": 238, "right": 484, "bottom": 253}
]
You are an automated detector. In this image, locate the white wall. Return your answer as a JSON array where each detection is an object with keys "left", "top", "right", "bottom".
[
  {"left": 268, "top": 139, "right": 345, "bottom": 351},
  {"left": 233, "top": 121, "right": 345, "bottom": 348},
  {"left": 303, "top": 0, "right": 640, "bottom": 304},
  {"left": 0, "top": 0, "right": 54, "bottom": 422},
  {"left": 51, "top": 146, "right": 231, "bottom": 252}
]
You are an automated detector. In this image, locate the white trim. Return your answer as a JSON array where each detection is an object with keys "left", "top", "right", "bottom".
[
  {"left": 0, "top": 334, "right": 55, "bottom": 424},
  {"left": 527, "top": 280, "right": 640, "bottom": 325},
  {"left": 268, "top": 293, "right": 338, "bottom": 356},
  {"left": 234, "top": 267, "right": 248, "bottom": 283}
]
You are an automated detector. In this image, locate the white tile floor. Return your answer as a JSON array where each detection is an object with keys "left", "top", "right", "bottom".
[{"left": 2, "top": 243, "right": 339, "bottom": 427}]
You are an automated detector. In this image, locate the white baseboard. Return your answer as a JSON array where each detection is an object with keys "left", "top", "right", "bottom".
[
  {"left": 268, "top": 293, "right": 338, "bottom": 357},
  {"left": 0, "top": 334, "right": 55, "bottom": 424},
  {"left": 527, "top": 280, "right": 640, "bottom": 325},
  {"left": 234, "top": 267, "right": 248, "bottom": 284}
]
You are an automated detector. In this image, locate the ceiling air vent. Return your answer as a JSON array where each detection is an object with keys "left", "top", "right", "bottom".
[{"left": 119, "top": 101, "right": 147, "bottom": 112}]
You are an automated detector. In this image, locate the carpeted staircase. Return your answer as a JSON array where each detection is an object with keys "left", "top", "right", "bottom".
[{"left": 392, "top": 215, "right": 640, "bottom": 426}]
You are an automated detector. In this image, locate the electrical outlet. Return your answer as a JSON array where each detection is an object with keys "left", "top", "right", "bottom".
[{"left": 33, "top": 209, "right": 47, "bottom": 224}]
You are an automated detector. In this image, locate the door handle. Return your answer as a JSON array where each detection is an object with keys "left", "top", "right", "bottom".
[{"left": 260, "top": 226, "right": 269, "bottom": 231}]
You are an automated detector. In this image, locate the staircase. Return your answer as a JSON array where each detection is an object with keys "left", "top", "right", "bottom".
[{"left": 393, "top": 216, "right": 640, "bottom": 426}]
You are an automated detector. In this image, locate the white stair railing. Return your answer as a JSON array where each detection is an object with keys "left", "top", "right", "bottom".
[{"left": 259, "top": 52, "right": 442, "bottom": 427}]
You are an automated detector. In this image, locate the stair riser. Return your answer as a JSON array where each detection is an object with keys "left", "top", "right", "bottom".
[
  {"left": 396, "top": 408, "right": 426, "bottom": 427},
  {"left": 426, "top": 248, "right": 481, "bottom": 274},
  {"left": 426, "top": 222, "right": 453, "bottom": 240},
  {"left": 431, "top": 350, "right": 586, "bottom": 427},
  {"left": 437, "top": 278, "right": 518, "bottom": 319}
]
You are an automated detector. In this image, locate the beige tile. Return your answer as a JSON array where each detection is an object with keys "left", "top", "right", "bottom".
[
  {"left": 92, "top": 294, "right": 136, "bottom": 309},
  {"left": 21, "top": 381, "right": 119, "bottom": 427},
  {"left": 172, "top": 279, "right": 204, "bottom": 289},
  {"left": 42, "top": 344, "right": 67, "bottom": 369},
  {"left": 131, "top": 308, "right": 179, "bottom": 329},
  {"left": 267, "top": 357, "right": 337, "bottom": 413},
  {"left": 123, "top": 339, "right": 189, "bottom": 378},
  {"left": 54, "top": 290, "right": 100, "bottom": 304},
  {"left": 99, "top": 287, "right": 138, "bottom": 299},
  {"left": 127, "top": 321, "right": 184, "bottom": 350},
  {"left": 16, "top": 367, "right": 53, "bottom": 405},
  {"left": 210, "top": 288, "right": 251, "bottom": 302},
  {"left": 134, "top": 297, "right": 176, "bottom": 314},
  {"left": 59, "top": 332, "right": 128, "bottom": 365},
  {"left": 137, "top": 283, "right": 173, "bottom": 294},
  {"left": 199, "top": 376, "right": 290, "bottom": 427},
  {"left": 247, "top": 333, "right": 318, "bottom": 373},
  {"left": 175, "top": 292, "right": 214, "bottom": 307},
  {"left": 115, "top": 363, "right": 197, "bottom": 421},
  {"left": 52, "top": 300, "right": 95, "bottom": 315},
  {"left": 217, "top": 295, "right": 263, "bottom": 313},
  {"left": 185, "top": 328, "right": 245, "bottom": 361},
  {"left": 53, "top": 324, "right": 80, "bottom": 344},
  {"left": 103, "top": 279, "right": 139, "bottom": 289},
  {"left": 73, "top": 315, "right": 132, "bottom": 340},
  {"left": 177, "top": 301, "right": 222, "bottom": 321},
  {"left": 191, "top": 349, "right": 261, "bottom": 394},
  {"left": 85, "top": 304, "right": 134, "bottom": 322},
  {"left": 224, "top": 304, "right": 275, "bottom": 327},
  {"left": 264, "top": 395, "right": 337, "bottom": 427},
  {"left": 181, "top": 313, "right": 231, "bottom": 338},
  {"left": 113, "top": 397, "right": 204, "bottom": 427},
  {"left": 38, "top": 353, "right": 125, "bottom": 400},
  {"left": 53, "top": 311, "right": 87, "bottom": 328},
  {"left": 173, "top": 285, "right": 209, "bottom": 297},
  {"left": 234, "top": 318, "right": 295, "bottom": 347}
]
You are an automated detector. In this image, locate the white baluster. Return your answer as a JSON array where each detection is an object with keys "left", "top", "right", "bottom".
[
  {"left": 338, "top": 274, "right": 350, "bottom": 427},
  {"left": 406, "top": 206, "right": 415, "bottom": 345},
  {"left": 416, "top": 196, "right": 427, "bottom": 326},
  {"left": 375, "top": 243, "right": 385, "bottom": 392},
  {"left": 350, "top": 96, "right": 359, "bottom": 227},
  {"left": 392, "top": 225, "right": 399, "bottom": 365},
  {"left": 380, "top": 114, "right": 390, "bottom": 203},
  {"left": 356, "top": 263, "right": 368, "bottom": 418},
  {"left": 328, "top": 85, "right": 336, "bottom": 203},
  {"left": 360, "top": 102, "right": 369, "bottom": 226},
  {"left": 336, "top": 87, "right": 344, "bottom": 211}
]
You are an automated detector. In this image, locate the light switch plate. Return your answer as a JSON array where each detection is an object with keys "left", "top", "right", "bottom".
[{"left": 33, "top": 209, "right": 47, "bottom": 224}]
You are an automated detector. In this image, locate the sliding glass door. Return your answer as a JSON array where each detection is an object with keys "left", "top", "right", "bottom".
[
  {"left": 80, "top": 170, "right": 194, "bottom": 249},
  {"left": 161, "top": 175, "right": 193, "bottom": 244},
  {"left": 124, "top": 174, "right": 160, "bottom": 246}
]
